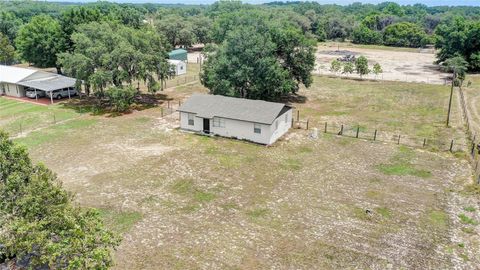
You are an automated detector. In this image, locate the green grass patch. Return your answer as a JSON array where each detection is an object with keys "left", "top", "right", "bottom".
[
  {"left": 425, "top": 210, "right": 448, "bottom": 231},
  {"left": 458, "top": 214, "right": 478, "bottom": 225},
  {"left": 282, "top": 158, "right": 302, "bottom": 171},
  {"left": 98, "top": 208, "right": 143, "bottom": 234},
  {"left": 461, "top": 227, "right": 475, "bottom": 234},
  {"left": 377, "top": 164, "right": 431, "bottom": 178},
  {"left": 193, "top": 190, "right": 216, "bottom": 203},
  {"left": 463, "top": 206, "right": 476, "bottom": 212},
  {"left": 14, "top": 118, "right": 97, "bottom": 148},
  {"left": 170, "top": 179, "right": 216, "bottom": 203},
  {"left": 246, "top": 208, "right": 269, "bottom": 219},
  {"left": 377, "top": 146, "right": 431, "bottom": 178},
  {"left": 376, "top": 207, "right": 392, "bottom": 219}
]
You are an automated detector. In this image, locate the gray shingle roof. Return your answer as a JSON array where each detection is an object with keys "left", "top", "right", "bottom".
[{"left": 178, "top": 94, "right": 291, "bottom": 124}]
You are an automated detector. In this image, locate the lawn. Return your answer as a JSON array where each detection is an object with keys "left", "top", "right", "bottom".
[
  {"left": 0, "top": 97, "right": 85, "bottom": 137},
  {"left": 1, "top": 75, "right": 478, "bottom": 269}
]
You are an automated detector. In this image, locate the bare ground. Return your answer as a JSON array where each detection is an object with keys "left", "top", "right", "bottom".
[
  {"left": 3, "top": 73, "right": 479, "bottom": 269},
  {"left": 315, "top": 43, "right": 450, "bottom": 85}
]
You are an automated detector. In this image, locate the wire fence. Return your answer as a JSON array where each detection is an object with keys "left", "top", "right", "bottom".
[{"left": 458, "top": 86, "right": 480, "bottom": 184}]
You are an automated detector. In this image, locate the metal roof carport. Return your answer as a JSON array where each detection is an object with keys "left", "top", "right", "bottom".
[{"left": 18, "top": 76, "right": 77, "bottom": 104}]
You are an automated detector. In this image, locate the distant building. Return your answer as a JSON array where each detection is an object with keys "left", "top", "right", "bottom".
[
  {"left": 0, "top": 65, "right": 76, "bottom": 103},
  {"left": 168, "top": 49, "right": 188, "bottom": 62},
  {"left": 178, "top": 94, "right": 292, "bottom": 145},
  {"left": 168, "top": 59, "right": 186, "bottom": 76}
]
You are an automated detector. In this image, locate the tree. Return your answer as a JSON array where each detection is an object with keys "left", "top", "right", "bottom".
[
  {"left": 201, "top": 24, "right": 315, "bottom": 101},
  {"left": 444, "top": 56, "right": 468, "bottom": 127},
  {"left": 372, "top": 63, "right": 383, "bottom": 79},
  {"left": 352, "top": 25, "right": 382, "bottom": 45},
  {"left": 383, "top": 22, "right": 428, "bottom": 48},
  {"left": 105, "top": 86, "right": 137, "bottom": 112},
  {"left": 0, "top": 131, "right": 119, "bottom": 269},
  {"left": 342, "top": 62, "right": 354, "bottom": 76},
  {"left": 15, "top": 15, "right": 65, "bottom": 71},
  {"left": 330, "top": 60, "right": 342, "bottom": 74},
  {"left": 0, "top": 33, "right": 15, "bottom": 65},
  {"left": 156, "top": 14, "right": 196, "bottom": 48},
  {"left": 191, "top": 15, "right": 213, "bottom": 44},
  {"left": 435, "top": 17, "right": 480, "bottom": 71},
  {"left": 355, "top": 56, "right": 370, "bottom": 78},
  {"left": 58, "top": 22, "right": 170, "bottom": 97},
  {"left": 59, "top": 6, "right": 102, "bottom": 51},
  {"left": 0, "top": 11, "right": 22, "bottom": 43}
]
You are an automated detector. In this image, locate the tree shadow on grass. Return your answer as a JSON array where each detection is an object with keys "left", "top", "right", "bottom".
[{"left": 60, "top": 93, "right": 174, "bottom": 117}]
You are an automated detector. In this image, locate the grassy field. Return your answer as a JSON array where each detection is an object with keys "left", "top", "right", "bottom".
[
  {"left": 1, "top": 74, "right": 478, "bottom": 269},
  {"left": 294, "top": 76, "right": 466, "bottom": 149}
]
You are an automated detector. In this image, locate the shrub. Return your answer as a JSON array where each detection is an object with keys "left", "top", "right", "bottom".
[{"left": 105, "top": 86, "right": 137, "bottom": 112}]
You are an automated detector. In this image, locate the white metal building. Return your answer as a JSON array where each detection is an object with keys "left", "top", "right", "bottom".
[
  {"left": 0, "top": 65, "right": 76, "bottom": 103},
  {"left": 168, "top": 59, "right": 187, "bottom": 76},
  {"left": 178, "top": 94, "right": 293, "bottom": 145}
]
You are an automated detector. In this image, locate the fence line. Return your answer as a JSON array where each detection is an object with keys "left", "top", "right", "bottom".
[
  {"left": 457, "top": 87, "right": 480, "bottom": 184},
  {"left": 305, "top": 121, "right": 466, "bottom": 152}
]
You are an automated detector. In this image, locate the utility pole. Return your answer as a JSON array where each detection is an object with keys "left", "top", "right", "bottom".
[{"left": 446, "top": 71, "right": 456, "bottom": 127}]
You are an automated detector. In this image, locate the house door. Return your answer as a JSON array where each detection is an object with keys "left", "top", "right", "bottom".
[{"left": 203, "top": 118, "right": 210, "bottom": 134}]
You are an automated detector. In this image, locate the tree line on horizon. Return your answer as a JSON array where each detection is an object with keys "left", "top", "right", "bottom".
[{"left": 0, "top": 0, "right": 479, "bottom": 101}]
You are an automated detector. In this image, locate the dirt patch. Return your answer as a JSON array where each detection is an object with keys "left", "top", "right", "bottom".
[{"left": 315, "top": 43, "right": 450, "bottom": 84}]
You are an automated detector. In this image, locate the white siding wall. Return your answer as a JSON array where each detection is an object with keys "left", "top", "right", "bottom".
[
  {"left": 179, "top": 108, "right": 293, "bottom": 145},
  {"left": 211, "top": 117, "right": 272, "bottom": 144},
  {"left": 1, "top": 83, "right": 25, "bottom": 97},
  {"left": 268, "top": 109, "right": 292, "bottom": 144},
  {"left": 179, "top": 112, "right": 203, "bottom": 131},
  {"left": 175, "top": 62, "right": 187, "bottom": 75}
]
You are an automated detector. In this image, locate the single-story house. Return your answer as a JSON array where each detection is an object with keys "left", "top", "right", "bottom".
[
  {"left": 0, "top": 65, "right": 76, "bottom": 104},
  {"left": 177, "top": 94, "right": 293, "bottom": 145},
  {"left": 168, "top": 49, "right": 188, "bottom": 62},
  {"left": 168, "top": 59, "right": 187, "bottom": 76}
]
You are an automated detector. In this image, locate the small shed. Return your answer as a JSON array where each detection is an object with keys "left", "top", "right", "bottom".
[
  {"left": 168, "top": 49, "right": 188, "bottom": 62},
  {"left": 168, "top": 59, "right": 187, "bottom": 76},
  {"left": 177, "top": 94, "right": 293, "bottom": 145}
]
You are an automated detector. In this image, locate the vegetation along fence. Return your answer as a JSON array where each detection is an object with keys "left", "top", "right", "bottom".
[{"left": 457, "top": 87, "right": 480, "bottom": 184}]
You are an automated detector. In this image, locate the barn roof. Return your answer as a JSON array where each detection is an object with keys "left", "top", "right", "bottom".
[
  {"left": 0, "top": 65, "right": 39, "bottom": 84},
  {"left": 178, "top": 94, "right": 291, "bottom": 125},
  {"left": 168, "top": 49, "right": 188, "bottom": 56}
]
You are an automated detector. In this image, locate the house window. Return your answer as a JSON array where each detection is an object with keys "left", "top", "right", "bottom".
[
  {"left": 180, "top": 66, "right": 183, "bottom": 70},
  {"left": 213, "top": 117, "right": 225, "bottom": 128},
  {"left": 254, "top": 123, "right": 261, "bottom": 134},
  {"left": 187, "top": 113, "right": 195, "bottom": 126}
]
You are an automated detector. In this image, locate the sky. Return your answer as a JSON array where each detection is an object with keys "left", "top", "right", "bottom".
[{"left": 46, "top": 0, "right": 480, "bottom": 6}]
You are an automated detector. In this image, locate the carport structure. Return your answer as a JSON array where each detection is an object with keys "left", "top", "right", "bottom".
[
  {"left": 18, "top": 76, "right": 77, "bottom": 104},
  {"left": 0, "top": 65, "right": 77, "bottom": 104}
]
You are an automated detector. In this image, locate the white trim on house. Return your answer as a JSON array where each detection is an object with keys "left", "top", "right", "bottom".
[{"left": 178, "top": 94, "right": 292, "bottom": 145}]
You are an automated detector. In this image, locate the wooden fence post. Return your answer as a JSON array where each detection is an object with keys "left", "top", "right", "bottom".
[
  {"left": 397, "top": 134, "right": 401, "bottom": 145},
  {"left": 53, "top": 114, "right": 56, "bottom": 124},
  {"left": 423, "top": 138, "right": 426, "bottom": 147},
  {"left": 471, "top": 142, "right": 476, "bottom": 156},
  {"left": 339, "top": 124, "right": 343, "bottom": 135},
  {"left": 306, "top": 119, "right": 309, "bottom": 130},
  {"left": 297, "top": 110, "right": 299, "bottom": 121},
  {"left": 356, "top": 126, "right": 359, "bottom": 138},
  {"left": 324, "top": 122, "right": 327, "bottom": 133},
  {"left": 178, "top": 100, "right": 181, "bottom": 107},
  {"left": 450, "top": 140, "right": 454, "bottom": 152},
  {"left": 373, "top": 129, "right": 377, "bottom": 141}
]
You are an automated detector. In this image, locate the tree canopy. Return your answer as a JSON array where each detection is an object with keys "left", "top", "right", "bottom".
[
  {"left": 15, "top": 15, "right": 65, "bottom": 69},
  {"left": 0, "top": 131, "right": 119, "bottom": 269},
  {"left": 201, "top": 10, "right": 315, "bottom": 100}
]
